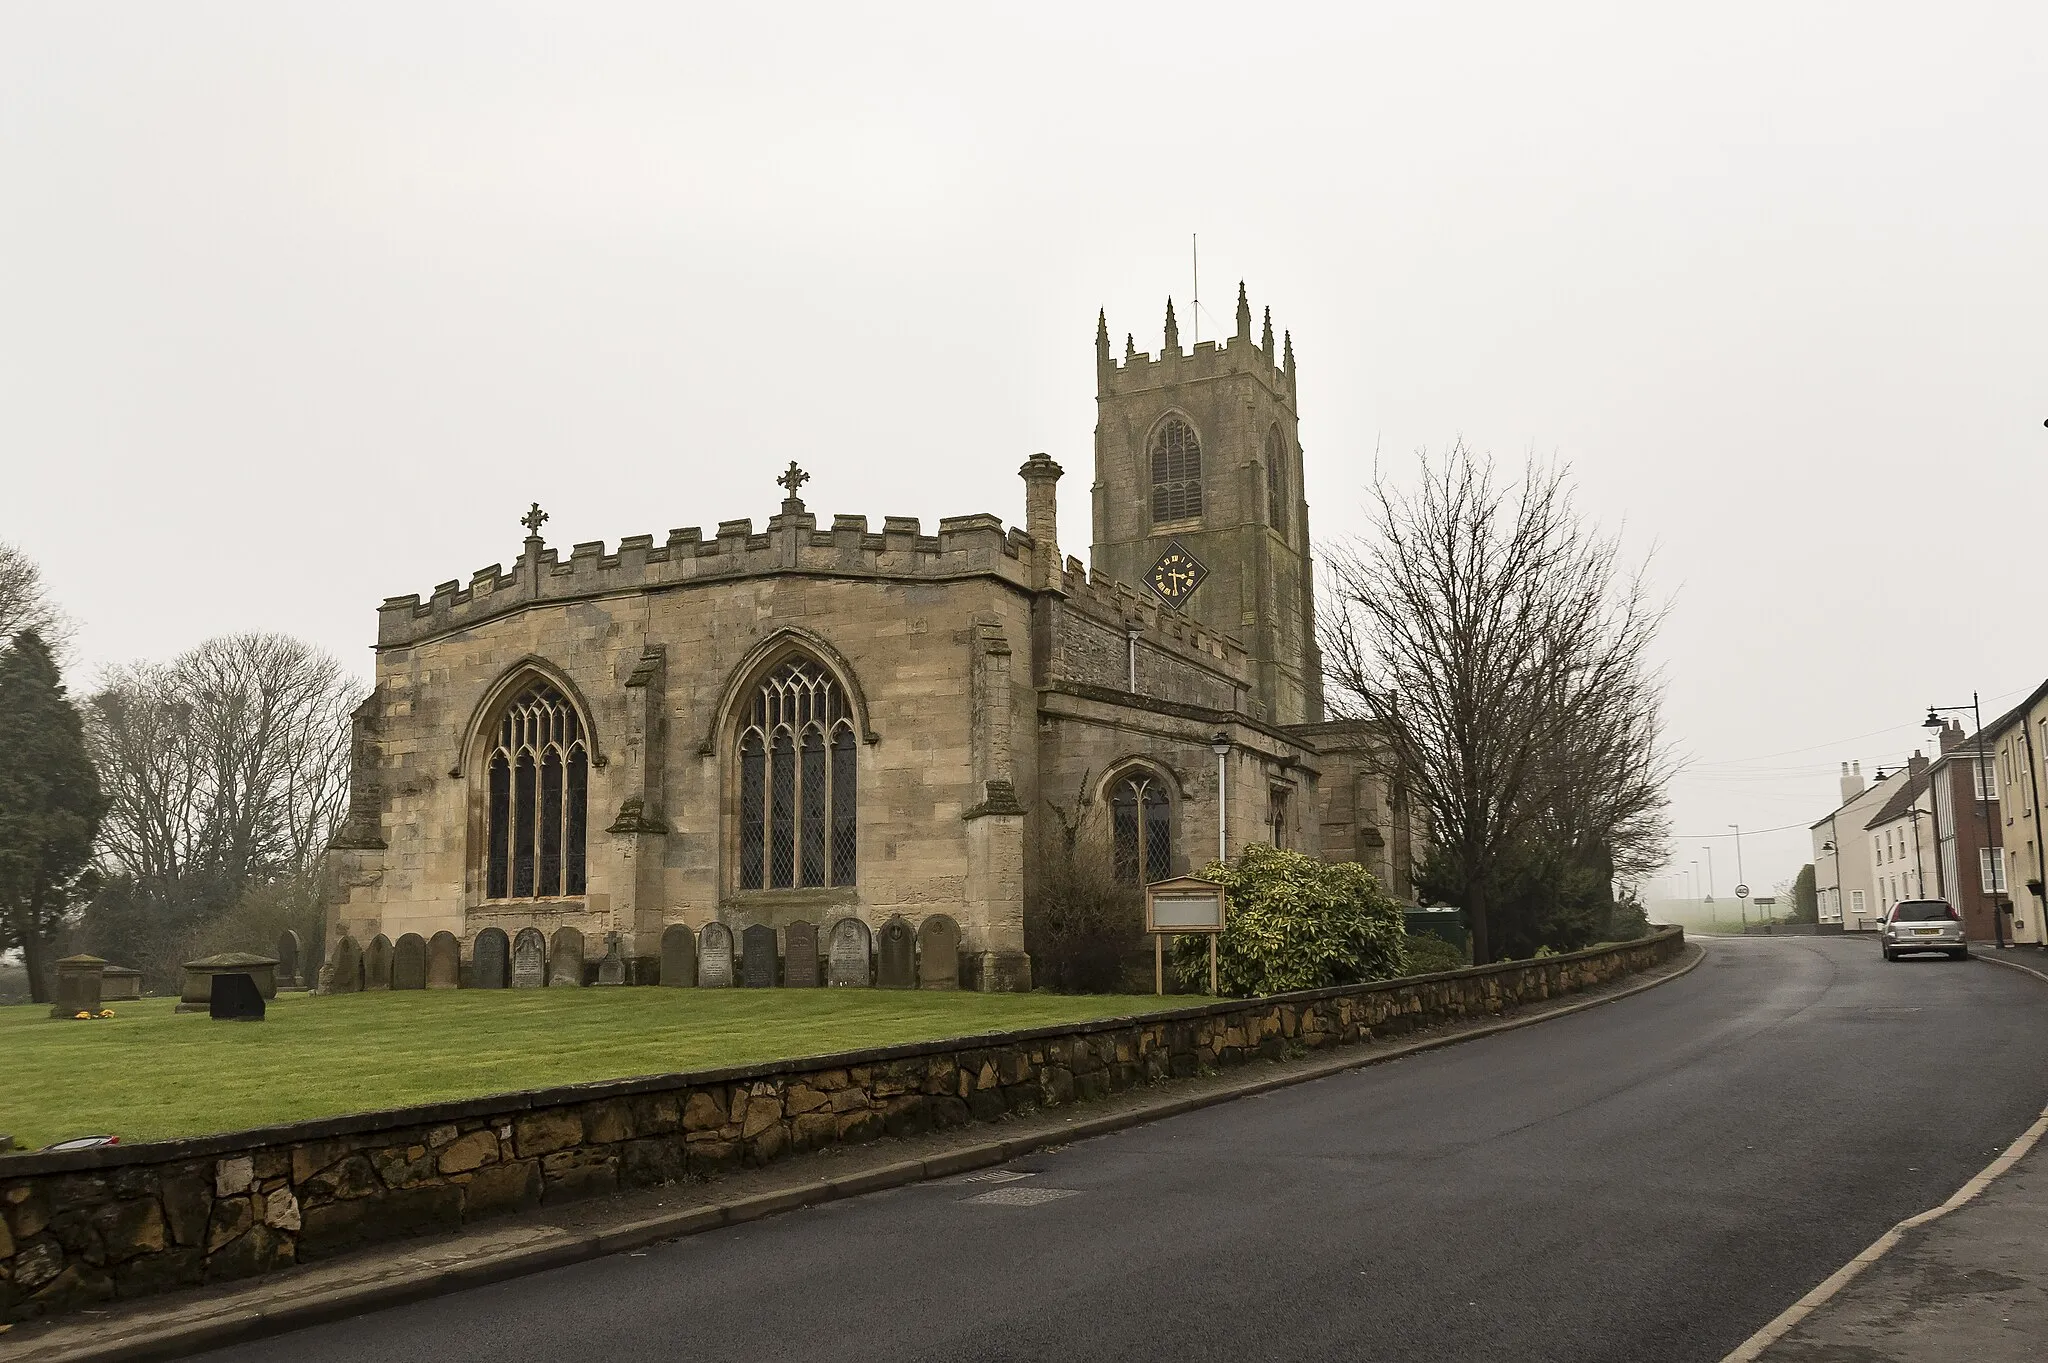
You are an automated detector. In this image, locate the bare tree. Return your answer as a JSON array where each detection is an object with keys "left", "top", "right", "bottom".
[
  {"left": 1321, "top": 446, "right": 1670, "bottom": 963},
  {"left": 88, "top": 633, "right": 364, "bottom": 913},
  {"left": 0, "top": 542, "right": 72, "bottom": 655}
]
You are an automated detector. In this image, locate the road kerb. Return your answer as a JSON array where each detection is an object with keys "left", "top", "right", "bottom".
[
  {"left": 1977, "top": 950, "right": 2048, "bottom": 988},
  {"left": 1720, "top": 1104, "right": 2048, "bottom": 1362},
  {"left": 2, "top": 944, "right": 1703, "bottom": 1363}
]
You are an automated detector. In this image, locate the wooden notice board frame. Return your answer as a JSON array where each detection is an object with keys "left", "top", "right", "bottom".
[{"left": 1145, "top": 876, "right": 1229, "bottom": 996}]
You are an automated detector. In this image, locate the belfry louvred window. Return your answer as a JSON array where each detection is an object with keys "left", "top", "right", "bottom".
[
  {"left": 1150, "top": 418, "right": 1203, "bottom": 523},
  {"left": 738, "top": 657, "right": 857, "bottom": 890},
  {"left": 484, "top": 681, "right": 588, "bottom": 900},
  {"left": 1111, "top": 769, "right": 1173, "bottom": 885}
]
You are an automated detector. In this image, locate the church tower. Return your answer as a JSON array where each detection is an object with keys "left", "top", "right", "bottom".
[{"left": 1090, "top": 286, "right": 1324, "bottom": 724}]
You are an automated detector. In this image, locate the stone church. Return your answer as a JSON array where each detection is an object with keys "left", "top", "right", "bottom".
[{"left": 322, "top": 284, "right": 1417, "bottom": 992}]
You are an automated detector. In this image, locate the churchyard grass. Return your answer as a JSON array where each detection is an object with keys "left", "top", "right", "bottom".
[{"left": 0, "top": 988, "right": 1154, "bottom": 1151}]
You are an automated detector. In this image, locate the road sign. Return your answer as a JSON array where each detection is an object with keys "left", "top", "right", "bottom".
[{"left": 1734, "top": 883, "right": 1750, "bottom": 900}]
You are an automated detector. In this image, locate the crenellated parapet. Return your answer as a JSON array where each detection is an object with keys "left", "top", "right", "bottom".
[
  {"left": 377, "top": 508, "right": 1033, "bottom": 648},
  {"left": 1054, "top": 555, "right": 1250, "bottom": 680},
  {"left": 1095, "top": 282, "right": 1296, "bottom": 404}
]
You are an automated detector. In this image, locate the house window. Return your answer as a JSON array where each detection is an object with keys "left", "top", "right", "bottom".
[
  {"left": 483, "top": 680, "right": 589, "bottom": 900},
  {"left": 1851, "top": 889, "right": 1865, "bottom": 915},
  {"left": 1981, "top": 847, "right": 2007, "bottom": 893},
  {"left": 1265, "top": 426, "right": 1288, "bottom": 541},
  {"left": 1975, "top": 757, "right": 1995, "bottom": 802},
  {"left": 1110, "top": 769, "right": 1173, "bottom": 884},
  {"left": 1150, "top": 418, "right": 1203, "bottom": 523},
  {"left": 737, "top": 657, "right": 857, "bottom": 890}
]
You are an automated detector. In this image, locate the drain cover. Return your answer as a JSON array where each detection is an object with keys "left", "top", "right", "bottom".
[{"left": 964, "top": 1186, "right": 1078, "bottom": 1207}]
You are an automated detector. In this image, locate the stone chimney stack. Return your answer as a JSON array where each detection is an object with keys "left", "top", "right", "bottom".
[
  {"left": 1018, "top": 453, "right": 1063, "bottom": 592},
  {"left": 1841, "top": 760, "right": 1865, "bottom": 802}
]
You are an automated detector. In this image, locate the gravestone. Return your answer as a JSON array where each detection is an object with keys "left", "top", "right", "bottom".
[
  {"left": 827, "top": 918, "right": 872, "bottom": 987},
  {"left": 511, "top": 928, "right": 547, "bottom": 989},
  {"left": 329, "top": 936, "right": 363, "bottom": 994},
  {"left": 49, "top": 955, "right": 108, "bottom": 1019},
  {"left": 365, "top": 936, "right": 393, "bottom": 990},
  {"left": 659, "top": 924, "right": 696, "bottom": 987},
  {"left": 741, "top": 924, "right": 779, "bottom": 988},
  {"left": 698, "top": 922, "right": 734, "bottom": 988},
  {"left": 916, "top": 914, "right": 962, "bottom": 991},
  {"left": 876, "top": 917, "right": 915, "bottom": 989},
  {"left": 392, "top": 934, "right": 429, "bottom": 990},
  {"left": 275, "top": 930, "right": 302, "bottom": 990},
  {"left": 549, "top": 927, "right": 586, "bottom": 987},
  {"left": 783, "top": 920, "right": 820, "bottom": 987},
  {"left": 178, "top": 953, "right": 279, "bottom": 1011},
  {"left": 473, "top": 927, "right": 511, "bottom": 988},
  {"left": 427, "top": 932, "right": 461, "bottom": 989},
  {"left": 100, "top": 966, "right": 143, "bottom": 1000},
  {"left": 209, "top": 972, "right": 266, "bottom": 1022},
  {"left": 596, "top": 934, "right": 627, "bottom": 986}
]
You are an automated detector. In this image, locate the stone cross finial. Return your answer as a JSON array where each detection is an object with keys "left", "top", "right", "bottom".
[
  {"left": 776, "top": 462, "right": 810, "bottom": 500},
  {"left": 521, "top": 503, "right": 548, "bottom": 538}
]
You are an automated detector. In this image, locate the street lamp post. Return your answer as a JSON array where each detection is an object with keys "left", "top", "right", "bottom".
[
  {"left": 1701, "top": 845, "right": 1717, "bottom": 928},
  {"left": 1730, "top": 824, "right": 1746, "bottom": 926},
  {"left": 1924, "top": 695, "right": 2002, "bottom": 949}
]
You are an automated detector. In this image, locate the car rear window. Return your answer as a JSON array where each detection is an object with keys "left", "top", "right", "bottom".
[{"left": 1893, "top": 901, "right": 1957, "bottom": 922}]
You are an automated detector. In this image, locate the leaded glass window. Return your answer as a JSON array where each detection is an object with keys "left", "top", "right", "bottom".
[
  {"left": 1111, "top": 770, "right": 1173, "bottom": 885},
  {"left": 1150, "top": 418, "right": 1203, "bottom": 524},
  {"left": 738, "top": 657, "right": 857, "bottom": 890},
  {"left": 483, "top": 680, "right": 589, "bottom": 900}
]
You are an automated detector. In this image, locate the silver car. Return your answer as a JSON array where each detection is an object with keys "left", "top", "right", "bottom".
[{"left": 1879, "top": 900, "right": 1969, "bottom": 961}]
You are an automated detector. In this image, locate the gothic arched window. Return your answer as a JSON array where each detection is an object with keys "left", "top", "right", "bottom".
[
  {"left": 738, "top": 657, "right": 857, "bottom": 890},
  {"left": 1109, "top": 769, "right": 1173, "bottom": 885},
  {"left": 484, "top": 680, "right": 588, "bottom": 900},
  {"left": 1265, "top": 426, "right": 1289, "bottom": 541},
  {"left": 1150, "top": 418, "right": 1203, "bottom": 524}
]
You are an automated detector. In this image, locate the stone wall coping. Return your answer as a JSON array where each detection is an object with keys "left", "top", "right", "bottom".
[{"left": 0, "top": 928, "right": 1678, "bottom": 1179}]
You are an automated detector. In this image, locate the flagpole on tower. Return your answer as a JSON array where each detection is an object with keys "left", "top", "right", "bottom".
[{"left": 1191, "top": 234, "right": 1200, "bottom": 345}]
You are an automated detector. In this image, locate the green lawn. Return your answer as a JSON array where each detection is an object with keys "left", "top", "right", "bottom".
[{"left": 0, "top": 988, "right": 1154, "bottom": 1152}]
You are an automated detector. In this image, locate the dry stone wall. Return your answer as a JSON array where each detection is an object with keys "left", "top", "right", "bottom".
[{"left": 0, "top": 929, "right": 1682, "bottom": 1324}]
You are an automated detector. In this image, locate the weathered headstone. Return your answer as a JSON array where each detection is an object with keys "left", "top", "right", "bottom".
[
  {"left": 741, "top": 924, "right": 779, "bottom": 988},
  {"left": 596, "top": 934, "right": 627, "bottom": 986},
  {"left": 100, "top": 966, "right": 143, "bottom": 1000},
  {"left": 209, "top": 972, "right": 266, "bottom": 1021},
  {"left": 784, "top": 920, "right": 820, "bottom": 987},
  {"left": 659, "top": 924, "right": 696, "bottom": 987},
  {"left": 827, "top": 918, "right": 872, "bottom": 987},
  {"left": 50, "top": 955, "right": 107, "bottom": 1019},
  {"left": 876, "top": 917, "right": 915, "bottom": 989},
  {"left": 549, "top": 926, "right": 586, "bottom": 987},
  {"left": 698, "top": 922, "right": 734, "bottom": 988},
  {"left": 329, "top": 936, "right": 363, "bottom": 994},
  {"left": 178, "top": 953, "right": 280, "bottom": 1011},
  {"left": 365, "top": 936, "right": 393, "bottom": 990},
  {"left": 474, "top": 927, "right": 511, "bottom": 988},
  {"left": 392, "top": 934, "right": 429, "bottom": 990},
  {"left": 427, "top": 931, "right": 461, "bottom": 988},
  {"left": 916, "top": 914, "right": 962, "bottom": 991},
  {"left": 275, "top": 930, "right": 303, "bottom": 990},
  {"left": 511, "top": 928, "right": 547, "bottom": 989}
]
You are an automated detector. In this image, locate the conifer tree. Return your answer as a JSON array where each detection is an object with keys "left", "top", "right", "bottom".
[{"left": 0, "top": 630, "right": 105, "bottom": 1002}]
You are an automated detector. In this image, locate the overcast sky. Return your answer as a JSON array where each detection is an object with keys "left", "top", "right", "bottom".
[{"left": 5, "top": 2, "right": 2045, "bottom": 898}]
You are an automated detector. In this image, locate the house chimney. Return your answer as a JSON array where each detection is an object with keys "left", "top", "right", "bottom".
[
  {"left": 1909, "top": 748, "right": 1929, "bottom": 777},
  {"left": 1841, "top": 760, "right": 1865, "bottom": 802}
]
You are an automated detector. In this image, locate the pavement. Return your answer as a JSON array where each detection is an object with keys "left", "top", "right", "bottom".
[{"left": 9, "top": 937, "right": 2047, "bottom": 1363}]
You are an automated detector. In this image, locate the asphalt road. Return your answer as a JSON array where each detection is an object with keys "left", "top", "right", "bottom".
[{"left": 196, "top": 937, "right": 2048, "bottom": 1363}]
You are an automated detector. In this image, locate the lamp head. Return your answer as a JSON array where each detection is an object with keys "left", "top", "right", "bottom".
[{"left": 1923, "top": 708, "right": 1943, "bottom": 731}]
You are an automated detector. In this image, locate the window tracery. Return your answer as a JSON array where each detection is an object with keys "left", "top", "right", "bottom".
[
  {"left": 738, "top": 657, "right": 857, "bottom": 890},
  {"left": 1150, "top": 418, "right": 1203, "bottom": 524},
  {"left": 1110, "top": 768, "right": 1173, "bottom": 885},
  {"left": 483, "top": 680, "right": 588, "bottom": 900}
]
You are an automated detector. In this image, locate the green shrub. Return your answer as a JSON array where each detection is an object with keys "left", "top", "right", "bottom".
[
  {"left": 1171, "top": 845, "right": 1407, "bottom": 997},
  {"left": 1398, "top": 932, "right": 1467, "bottom": 975}
]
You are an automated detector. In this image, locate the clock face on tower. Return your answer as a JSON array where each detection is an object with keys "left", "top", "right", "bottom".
[{"left": 1146, "top": 542, "right": 1209, "bottom": 604}]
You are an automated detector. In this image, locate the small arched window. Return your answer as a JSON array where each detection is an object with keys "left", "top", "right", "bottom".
[
  {"left": 1109, "top": 769, "right": 1173, "bottom": 884},
  {"left": 738, "top": 657, "right": 857, "bottom": 890},
  {"left": 1150, "top": 418, "right": 1203, "bottom": 524},
  {"left": 1265, "top": 426, "right": 1289, "bottom": 541},
  {"left": 484, "top": 680, "right": 588, "bottom": 900}
]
